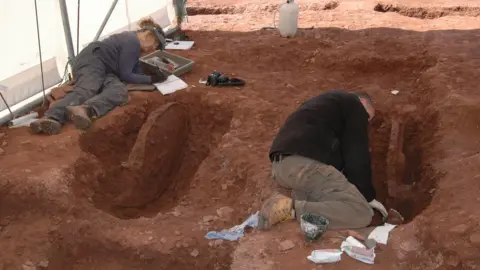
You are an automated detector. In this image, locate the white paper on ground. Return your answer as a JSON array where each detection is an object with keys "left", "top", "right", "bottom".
[
  {"left": 307, "top": 249, "right": 342, "bottom": 264},
  {"left": 341, "top": 236, "right": 366, "bottom": 250},
  {"left": 342, "top": 246, "right": 375, "bottom": 264},
  {"left": 154, "top": 75, "right": 188, "bottom": 95},
  {"left": 165, "top": 41, "right": 195, "bottom": 50},
  {"left": 367, "top": 223, "right": 396, "bottom": 245}
]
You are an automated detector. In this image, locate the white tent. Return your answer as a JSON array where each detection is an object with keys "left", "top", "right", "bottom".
[{"left": 0, "top": 0, "right": 186, "bottom": 125}]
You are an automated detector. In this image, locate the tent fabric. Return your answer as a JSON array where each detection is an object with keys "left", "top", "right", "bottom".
[{"left": 0, "top": 0, "right": 187, "bottom": 114}]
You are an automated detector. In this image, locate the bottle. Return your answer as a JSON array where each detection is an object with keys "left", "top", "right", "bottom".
[{"left": 278, "top": 0, "right": 299, "bottom": 38}]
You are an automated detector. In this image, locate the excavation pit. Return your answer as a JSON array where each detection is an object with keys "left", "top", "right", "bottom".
[
  {"left": 369, "top": 109, "right": 439, "bottom": 223},
  {"left": 72, "top": 94, "right": 233, "bottom": 219}
]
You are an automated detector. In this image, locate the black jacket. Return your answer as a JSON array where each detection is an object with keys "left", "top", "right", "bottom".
[{"left": 269, "top": 90, "right": 376, "bottom": 202}]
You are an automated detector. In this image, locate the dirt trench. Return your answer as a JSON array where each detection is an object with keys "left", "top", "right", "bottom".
[
  {"left": 369, "top": 106, "right": 439, "bottom": 223},
  {"left": 374, "top": 3, "right": 480, "bottom": 19},
  {"left": 72, "top": 94, "right": 233, "bottom": 219}
]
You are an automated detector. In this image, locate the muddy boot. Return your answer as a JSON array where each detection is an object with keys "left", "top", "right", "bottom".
[
  {"left": 258, "top": 194, "right": 295, "bottom": 230},
  {"left": 66, "top": 105, "right": 94, "bottom": 130},
  {"left": 30, "top": 118, "right": 62, "bottom": 135}
]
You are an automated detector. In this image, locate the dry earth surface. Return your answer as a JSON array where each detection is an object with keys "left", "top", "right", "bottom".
[{"left": 1, "top": 0, "right": 480, "bottom": 269}]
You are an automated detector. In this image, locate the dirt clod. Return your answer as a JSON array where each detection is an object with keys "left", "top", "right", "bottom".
[
  {"left": 468, "top": 232, "right": 480, "bottom": 246},
  {"left": 279, "top": 240, "right": 295, "bottom": 251},
  {"left": 217, "top": 206, "right": 235, "bottom": 219}
]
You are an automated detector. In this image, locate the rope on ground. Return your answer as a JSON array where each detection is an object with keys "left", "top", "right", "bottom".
[{"left": 34, "top": 0, "right": 47, "bottom": 106}]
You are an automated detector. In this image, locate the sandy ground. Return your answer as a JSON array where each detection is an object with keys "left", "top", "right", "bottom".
[{"left": 1, "top": 0, "right": 480, "bottom": 269}]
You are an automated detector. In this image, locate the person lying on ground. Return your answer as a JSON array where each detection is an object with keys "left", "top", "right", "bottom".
[
  {"left": 258, "top": 90, "right": 388, "bottom": 230},
  {"left": 30, "top": 17, "right": 167, "bottom": 135}
]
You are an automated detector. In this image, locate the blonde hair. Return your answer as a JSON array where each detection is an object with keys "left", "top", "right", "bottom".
[{"left": 138, "top": 17, "right": 161, "bottom": 29}]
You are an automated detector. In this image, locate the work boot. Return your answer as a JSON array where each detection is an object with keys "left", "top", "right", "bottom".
[
  {"left": 258, "top": 193, "right": 295, "bottom": 230},
  {"left": 66, "top": 105, "right": 94, "bottom": 130},
  {"left": 30, "top": 118, "right": 62, "bottom": 135}
]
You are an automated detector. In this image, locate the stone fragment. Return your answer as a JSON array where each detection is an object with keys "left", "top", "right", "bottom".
[
  {"left": 469, "top": 232, "right": 480, "bottom": 246},
  {"left": 450, "top": 224, "right": 469, "bottom": 234},
  {"left": 38, "top": 260, "right": 49, "bottom": 269},
  {"left": 217, "top": 206, "right": 235, "bottom": 219},
  {"left": 279, "top": 240, "right": 295, "bottom": 251},
  {"left": 190, "top": 249, "right": 199, "bottom": 257},
  {"left": 203, "top": 215, "right": 216, "bottom": 223},
  {"left": 22, "top": 261, "right": 35, "bottom": 270}
]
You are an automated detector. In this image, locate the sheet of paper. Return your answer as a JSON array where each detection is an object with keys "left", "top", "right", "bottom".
[
  {"left": 367, "top": 223, "right": 396, "bottom": 245},
  {"left": 154, "top": 75, "right": 188, "bottom": 95},
  {"left": 166, "top": 41, "right": 195, "bottom": 50}
]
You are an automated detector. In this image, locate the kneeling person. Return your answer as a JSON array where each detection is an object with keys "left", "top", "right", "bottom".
[{"left": 259, "top": 90, "right": 387, "bottom": 230}]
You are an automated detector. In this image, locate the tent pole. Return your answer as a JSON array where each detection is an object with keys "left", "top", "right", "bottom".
[
  {"left": 93, "top": 0, "right": 119, "bottom": 41},
  {"left": 58, "top": 0, "right": 76, "bottom": 68}
]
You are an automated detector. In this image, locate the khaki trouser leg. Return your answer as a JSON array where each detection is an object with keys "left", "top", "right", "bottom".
[{"left": 272, "top": 155, "right": 373, "bottom": 229}]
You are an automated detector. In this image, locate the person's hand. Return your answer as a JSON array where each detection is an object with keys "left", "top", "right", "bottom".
[
  {"left": 369, "top": 199, "right": 388, "bottom": 218},
  {"left": 150, "top": 69, "right": 167, "bottom": 83}
]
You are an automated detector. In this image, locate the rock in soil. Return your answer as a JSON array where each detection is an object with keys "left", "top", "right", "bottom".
[
  {"left": 190, "top": 249, "right": 200, "bottom": 257},
  {"left": 386, "top": 209, "right": 405, "bottom": 225},
  {"left": 171, "top": 211, "right": 182, "bottom": 217},
  {"left": 217, "top": 206, "right": 235, "bottom": 219},
  {"left": 450, "top": 224, "right": 469, "bottom": 234},
  {"left": 469, "top": 232, "right": 480, "bottom": 246},
  {"left": 279, "top": 240, "right": 295, "bottom": 251},
  {"left": 209, "top": 239, "right": 224, "bottom": 247},
  {"left": 38, "top": 260, "right": 49, "bottom": 269},
  {"left": 203, "top": 215, "right": 217, "bottom": 222},
  {"left": 0, "top": 148, "right": 4, "bottom": 155},
  {"left": 22, "top": 261, "right": 35, "bottom": 270}
]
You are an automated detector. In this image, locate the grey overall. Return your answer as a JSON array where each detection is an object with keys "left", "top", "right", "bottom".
[
  {"left": 45, "top": 45, "right": 128, "bottom": 124},
  {"left": 272, "top": 155, "right": 373, "bottom": 229}
]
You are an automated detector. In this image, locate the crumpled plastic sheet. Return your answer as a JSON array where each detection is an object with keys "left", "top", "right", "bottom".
[{"left": 204, "top": 211, "right": 259, "bottom": 241}]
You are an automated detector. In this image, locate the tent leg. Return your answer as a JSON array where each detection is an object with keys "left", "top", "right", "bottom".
[
  {"left": 58, "top": 0, "right": 76, "bottom": 68},
  {"left": 93, "top": 0, "right": 119, "bottom": 42}
]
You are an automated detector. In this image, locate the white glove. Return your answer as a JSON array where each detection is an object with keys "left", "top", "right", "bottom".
[{"left": 369, "top": 199, "right": 388, "bottom": 218}]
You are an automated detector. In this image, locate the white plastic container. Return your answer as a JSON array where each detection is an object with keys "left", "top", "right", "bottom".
[{"left": 278, "top": 0, "right": 299, "bottom": 38}]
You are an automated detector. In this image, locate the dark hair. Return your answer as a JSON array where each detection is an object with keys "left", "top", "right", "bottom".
[{"left": 353, "top": 91, "right": 373, "bottom": 106}]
